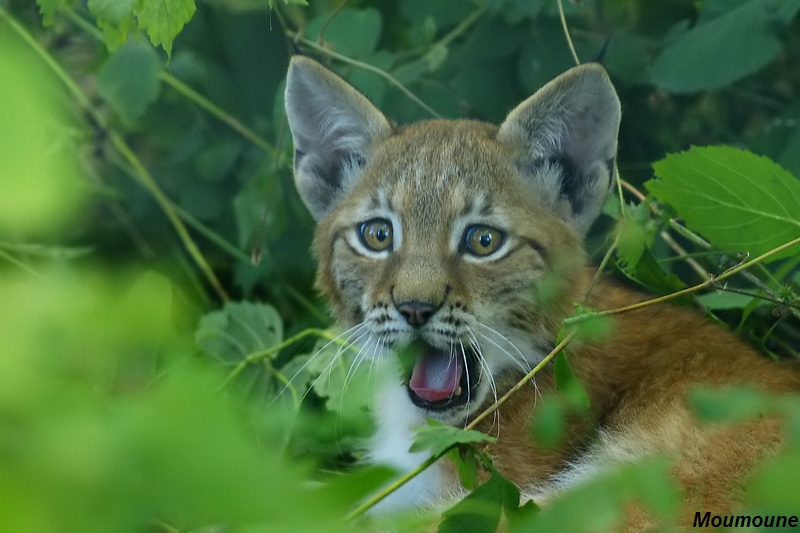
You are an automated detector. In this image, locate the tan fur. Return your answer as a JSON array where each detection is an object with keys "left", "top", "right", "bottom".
[{"left": 285, "top": 56, "right": 800, "bottom": 530}]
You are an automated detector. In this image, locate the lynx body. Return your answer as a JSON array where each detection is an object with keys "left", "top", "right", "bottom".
[{"left": 284, "top": 55, "right": 799, "bottom": 529}]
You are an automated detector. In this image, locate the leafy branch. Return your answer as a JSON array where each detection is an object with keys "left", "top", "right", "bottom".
[
  {"left": 345, "top": 329, "right": 578, "bottom": 520},
  {"left": 0, "top": 7, "right": 230, "bottom": 301},
  {"left": 565, "top": 235, "right": 800, "bottom": 326}
]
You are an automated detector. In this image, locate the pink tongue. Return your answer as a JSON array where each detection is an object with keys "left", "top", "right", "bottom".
[{"left": 409, "top": 348, "right": 464, "bottom": 402}]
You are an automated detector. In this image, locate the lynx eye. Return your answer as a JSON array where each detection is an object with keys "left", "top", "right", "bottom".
[
  {"left": 359, "top": 219, "right": 393, "bottom": 252},
  {"left": 464, "top": 225, "right": 504, "bottom": 257}
]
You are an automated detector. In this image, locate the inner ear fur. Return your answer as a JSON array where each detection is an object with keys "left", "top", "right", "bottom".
[
  {"left": 498, "top": 63, "right": 621, "bottom": 234},
  {"left": 285, "top": 56, "right": 391, "bottom": 221}
]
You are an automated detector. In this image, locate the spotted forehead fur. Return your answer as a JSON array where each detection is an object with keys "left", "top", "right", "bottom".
[{"left": 352, "top": 120, "right": 524, "bottom": 231}]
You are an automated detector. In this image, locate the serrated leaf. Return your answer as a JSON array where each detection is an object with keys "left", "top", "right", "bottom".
[
  {"left": 194, "top": 301, "right": 283, "bottom": 363},
  {"left": 35, "top": 0, "right": 66, "bottom": 26},
  {"left": 554, "top": 353, "right": 590, "bottom": 409},
  {"left": 439, "top": 473, "right": 520, "bottom": 533},
  {"left": 96, "top": 40, "right": 161, "bottom": 124},
  {"left": 135, "top": 0, "right": 197, "bottom": 58},
  {"left": 650, "top": 0, "right": 800, "bottom": 92},
  {"left": 411, "top": 419, "right": 495, "bottom": 457},
  {"left": 647, "top": 147, "right": 800, "bottom": 262},
  {"left": 87, "top": 0, "right": 138, "bottom": 50}
]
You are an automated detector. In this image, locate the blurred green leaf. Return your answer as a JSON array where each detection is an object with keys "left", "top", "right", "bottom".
[
  {"left": 513, "top": 457, "right": 680, "bottom": 531},
  {"left": 411, "top": 419, "right": 495, "bottom": 457},
  {"left": 650, "top": 0, "right": 800, "bottom": 92},
  {"left": 34, "top": 0, "right": 65, "bottom": 26},
  {"left": 689, "top": 385, "right": 775, "bottom": 424},
  {"left": 554, "top": 353, "right": 590, "bottom": 409},
  {"left": 440, "top": 472, "right": 520, "bottom": 533},
  {"left": 530, "top": 396, "right": 566, "bottom": 448},
  {"left": 87, "top": 0, "right": 137, "bottom": 49},
  {"left": 647, "top": 147, "right": 800, "bottom": 261},
  {"left": 97, "top": 39, "right": 162, "bottom": 124},
  {"left": 0, "top": 33, "right": 83, "bottom": 235}
]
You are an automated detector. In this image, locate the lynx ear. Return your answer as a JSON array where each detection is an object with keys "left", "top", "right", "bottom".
[
  {"left": 285, "top": 56, "right": 391, "bottom": 221},
  {"left": 498, "top": 64, "right": 621, "bottom": 234}
]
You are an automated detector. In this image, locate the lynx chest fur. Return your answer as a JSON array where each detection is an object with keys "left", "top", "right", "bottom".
[{"left": 284, "top": 55, "right": 799, "bottom": 528}]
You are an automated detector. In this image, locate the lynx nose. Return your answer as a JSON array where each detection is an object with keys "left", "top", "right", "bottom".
[{"left": 396, "top": 301, "right": 436, "bottom": 327}]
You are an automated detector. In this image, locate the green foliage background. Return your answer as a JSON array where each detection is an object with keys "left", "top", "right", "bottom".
[{"left": 1, "top": 0, "right": 800, "bottom": 531}]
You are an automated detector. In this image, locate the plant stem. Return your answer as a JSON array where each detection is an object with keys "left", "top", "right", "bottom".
[
  {"left": 1, "top": 7, "right": 230, "bottom": 302},
  {"left": 465, "top": 330, "right": 577, "bottom": 431},
  {"left": 565, "top": 236, "right": 800, "bottom": 326},
  {"left": 289, "top": 34, "right": 442, "bottom": 119},
  {"left": 557, "top": 0, "right": 580, "bottom": 65},
  {"left": 346, "top": 330, "right": 577, "bottom": 520},
  {"left": 159, "top": 73, "right": 277, "bottom": 156},
  {"left": 217, "top": 328, "right": 336, "bottom": 390}
]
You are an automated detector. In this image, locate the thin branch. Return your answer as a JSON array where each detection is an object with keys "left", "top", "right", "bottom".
[
  {"left": 2, "top": 7, "right": 230, "bottom": 301},
  {"left": 565, "top": 236, "right": 800, "bottom": 326},
  {"left": 290, "top": 34, "right": 442, "bottom": 119},
  {"left": 345, "top": 330, "right": 578, "bottom": 520},
  {"left": 317, "top": 0, "right": 349, "bottom": 45},
  {"left": 216, "top": 328, "right": 338, "bottom": 390},
  {"left": 557, "top": 0, "right": 580, "bottom": 65}
]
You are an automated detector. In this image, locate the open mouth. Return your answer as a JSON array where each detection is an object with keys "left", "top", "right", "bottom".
[{"left": 405, "top": 342, "right": 480, "bottom": 411}]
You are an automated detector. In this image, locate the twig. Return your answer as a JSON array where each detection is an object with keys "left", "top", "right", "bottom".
[
  {"left": 345, "top": 330, "right": 578, "bottom": 520},
  {"left": 290, "top": 34, "right": 442, "bottom": 119},
  {"left": 557, "top": 0, "right": 580, "bottom": 65},
  {"left": 565, "top": 236, "right": 800, "bottom": 326},
  {"left": 217, "top": 328, "right": 338, "bottom": 390},
  {"left": 2, "top": 7, "right": 230, "bottom": 301},
  {"left": 317, "top": 0, "right": 349, "bottom": 45}
]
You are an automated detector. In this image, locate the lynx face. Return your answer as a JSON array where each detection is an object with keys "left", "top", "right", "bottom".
[{"left": 285, "top": 57, "right": 620, "bottom": 424}]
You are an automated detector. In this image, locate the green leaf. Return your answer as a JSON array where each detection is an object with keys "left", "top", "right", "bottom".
[
  {"left": 615, "top": 207, "right": 650, "bottom": 271},
  {"left": 529, "top": 396, "right": 566, "bottom": 448},
  {"left": 134, "top": 0, "right": 197, "bottom": 58},
  {"left": 747, "top": 448, "right": 800, "bottom": 510},
  {"left": 411, "top": 419, "right": 495, "bottom": 457},
  {"left": 696, "top": 290, "right": 761, "bottom": 310},
  {"left": 689, "top": 384, "right": 775, "bottom": 424},
  {"left": 35, "top": 0, "right": 66, "bottom": 26},
  {"left": 96, "top": 40, "right": 161, "bottom": 124},
  {"left": 514, "top": 457, "right": 679, "bottom": 531},
  {"left": 307, "top": 337, "right": 374, "bottom": 416},
  {"left": 306, "top": 8, "right": 382, "bottom": 59},
  {"left": 87, "top": 0, "right": 138, "bottom": 50},
  {"left": 194, "top": 301, "right": 283, "bottom": 363},
  {"left": 439, "top": 473, "right": 520, "bottom": 533},
  {"left": 554, "top": 353, "right": 590, "bottom": 409},
  {"left": 647, "top": 146, "right": 800, "bottom": 262},
  {"left": 447, "top": 447, "right": 479, "bottom": 490},
  {"left": 615, "top": 246, "right": 688, "bottom": 296},
  {"left": 650, "top": 0, "right": 800, "bottom": 92}
]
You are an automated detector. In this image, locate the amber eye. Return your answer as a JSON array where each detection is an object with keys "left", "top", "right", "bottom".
[
  {"left": 464, "top": 225, "right": 504, "bottom": 257},
  {"left": 359, "top": 219, "right": 393, "bottom": 252}
]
